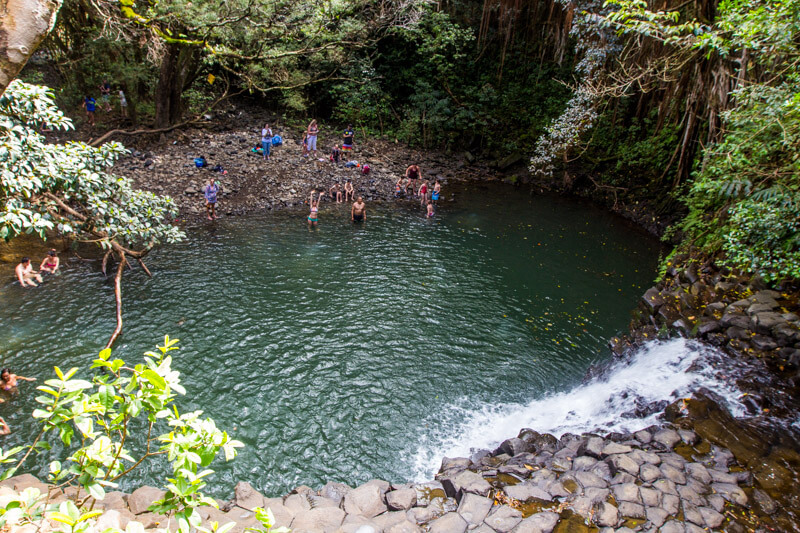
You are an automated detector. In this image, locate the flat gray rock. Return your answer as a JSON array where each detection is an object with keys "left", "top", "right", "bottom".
[
  {"left": 342, "top": 484, "right": 387, "bottom": 518},
  {"left": 291, "top": 507, "right": 346, "bottom": 533},
  {"left": 503, "top": 483, "right": 552, "bottom": 502},
  {"left": 441, "top": 470, "right": 491, "bottom": 500},
  {"left": 516, "top": 512, "right": 558, "bottom": 533},
  {"left": 456, "top": 493, "right": 492, "bottom": 526},
  {"left": 387, "top": 488, "right": 417, "bottom": 511},
  {"left": 633, "top": 430, "right": 652, "bottom": 444},
  {"left": 653, "top": 479, "right": 678, "bottom": 496},
  {"left": 612, "top": 483, "right": 641, "bottom": 504},
  {"left": 659, "top": 520, "right": 685, "bottom": 533},
  {"left": 574, "top": 471, "right": 607, "bottom": 489},
  {"left": 645, "top": 506, "right": 668, "bottom": 528},
  {"left": 601, "top": 442, "right": 632, "bottom": 455},
  {"left": 684, "top": 463, "right": 711, "bottom": 485},
  {"left": 427, "top": 512, "right": 468, "bottom": 533},
  {"left": 652, "top": 429, "right": 681, "bottom": 449},
  {"left": 484, "top": 504, "right": 523, "bottom": 533},
  {"left": 617, "top": 501, "right": 646, "bottom": 519},
  {"left": 661, "top": 494, "right": 680, "bottom": 516},
  {"left": 677, "top": 486, "right": 706, "bottom": 507},
  {"left": 682, "top": 503, "right": 704, "bottom": 526},
  {"left": 571, "top": 456, "right": 598, "bottom": 471},
  {"left": 639, "top": 463, "right": 661, "bottom": 483},
  {"left": 577, "top": 436, "right": 605, "bottom": 458},
  {"left": 584, "top": 487, "right": 610, "bottom": 504},
  {"left": 320, "top": 482, "right": 352, "bottom": 505},
  {"left": 659, "top": 463, "right": 686, "bottom": 485},
  {"left": 606, "top": 454, "right": 639, "bottom": 476},
  {"left": 699, "top": 507, "right": 724, "bottom": 528},
  {"left": 639, "top": 487, "right": 661, "bottom": 507},
  {"left": 569, "top": 496, "right": 593, "bottom": 517},
  {"left": 708, "top": 468, "right": 738, "bottom": 484},
  {"left": 593, "top": 502, "right": 618, "bottom": 528}
]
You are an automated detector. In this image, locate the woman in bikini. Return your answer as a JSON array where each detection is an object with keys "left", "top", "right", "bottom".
[
  {"left": 308, "top": 190, "right": 324, "bottom": 227},
  {"left": 0, "top": 368, "right": 35, "bottom": 393},
  {"left": 40, "top": 249, "right": 60, "bottom": 273}
]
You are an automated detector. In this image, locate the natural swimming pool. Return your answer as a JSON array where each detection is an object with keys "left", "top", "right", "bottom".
[{"left": 0, "top": 182, "right": 663, "bottom": 496}]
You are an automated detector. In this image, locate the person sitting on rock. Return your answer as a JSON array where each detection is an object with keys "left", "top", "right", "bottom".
[
  {"left": 330, "top": 182, "right": 343, "bottom": 203},
  {"left": 344, "top": 179, "right": 355, "bottom": 202}
]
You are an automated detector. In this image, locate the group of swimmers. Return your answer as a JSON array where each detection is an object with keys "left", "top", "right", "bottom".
[
  {"left": 307, "top": 191, "right": 366, "bottom": 226},
  {"left": 397, "top": 164, "right": 442, "bottom": 217},
  {"left": 15, "top": 249, "right": 61, "bottom": 288}
]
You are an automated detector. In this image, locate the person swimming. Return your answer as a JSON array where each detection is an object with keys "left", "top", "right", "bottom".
[
  {"left": 426, "top": 201, "right": 434, "bottom": 218},
  {"left": 0, "top": 368, "right": 35, "bottom": 392}
]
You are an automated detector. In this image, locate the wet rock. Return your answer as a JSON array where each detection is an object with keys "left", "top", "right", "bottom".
[
  {"left": 711, "top": 483, "right": 747, "bottom": 506},
  {"left": 428, "top": 512, "right": 468, "bottom": 533},
  {"left": 592, "top": 502, "right": 619, "bottom": 528},
  {"left": 456, "top": 493, "right": 492, "bottom": 527},
  {"left": 752, "top": 488, "right": 778, "bottom": 514},
  {"left": 387, "top": 488, "right": 417, "bottom": 511},
  {"left": 484, "top": 505, "right": 523, "bottom": 533},
  {"left": 572, "top": 456, "right": 597, "bottom": 471},
  {"left": 639, "top": 463, "right": 661, "bottom": 483},
  {"left": 633, "top": 430, "right": 652, "bottom": 444},
  {"left": 550, "top": 456, "right": 572, "bottom": 472},
  {"left": 659, "top": 520, "right": 685, "bottom": 533},
  {"left": 642, "top": 288, "right": 664, "bottom": 310},
  {"left": 698, "top": 507, "right": 724, "bottom": 528},
  {"left": 707, "top": 468, "right": 737, "bottom": 484},
  {"left": 682, "top": 503, "right": 705, "bottom": 527},
  {"left": 639, "top": 487, "right": 661, "bottom": 507},
  {"left": 720, "top": 313, "right": 752, "bottom": 330},
  {"left": 601, "top": 442, "right": 631, "bottom": 455},
  {"left": 677, "top": 486, "right": 706, "bottom": 507},
  {"left": 684, "top": 463, "right": 711, "bottom": 485},
  {"left": 128, "top": 486, "right": 166, "bottom": 515}
]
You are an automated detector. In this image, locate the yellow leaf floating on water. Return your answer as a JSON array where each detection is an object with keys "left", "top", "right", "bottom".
[{"left": 207, "top": 73, "right": 216, "bottom": 84}]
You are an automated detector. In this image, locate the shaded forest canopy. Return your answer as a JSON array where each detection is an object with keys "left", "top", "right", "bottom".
[{"left": 7, "top": 0, "right": 800, "bottom": 283}]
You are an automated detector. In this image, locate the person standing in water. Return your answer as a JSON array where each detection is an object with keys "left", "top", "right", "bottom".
[
  {"left": 40, "top": 249, "right": 60, "bottom": 273},
  {"left": 351, "top": 196, "right": 366, "bottom": 222},
  {"left": 204, "top": 177, "right": 220, "bottom": 220},
  {"left": 432, "top": 180, "right": 441, "bottom": 206},
  {"left": 15, "top": 258, "right": 42, "bottom": 287},
  {"left": 306, "top": 119, "right": 319, "bottom": 157},
  {"left": 426, "top": 201, "right": 434, "bottom": 218},
  {"left": 261, "top": 123, "right": 273, "bottom": 161},
  {"left": 418, "top": 180, "right": 429, "bottom": 206},
  {"left": 308, "top": 190, "right": 324, "bottom": 226}
]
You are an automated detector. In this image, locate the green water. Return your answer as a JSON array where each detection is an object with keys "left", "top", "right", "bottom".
[{"left": 0, "top": 183, "right": 661, "bottom": 496}]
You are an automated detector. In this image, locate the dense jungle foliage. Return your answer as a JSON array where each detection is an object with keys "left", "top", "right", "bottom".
[{"left": 9, "top": 0, "right": 800, "bottom": 282}]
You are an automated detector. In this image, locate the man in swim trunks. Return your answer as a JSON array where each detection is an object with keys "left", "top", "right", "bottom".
[
  {"left": 204, "top": 177, "right": 220, "bottom": 220},
  {"left": 405, "top": 164, "right": 420, "bottom": 195},
  {"left": 432, "top": 180, "right": 441, "bottom": 205},
  {"left": 342, "top": 125, "right": 355, "bottom": 151},
  {"left": 16, "top": 258, "right": 42, "bottom": 287},
  {"left": 351, "top": 196, "right": 366, "bottom": 222}
]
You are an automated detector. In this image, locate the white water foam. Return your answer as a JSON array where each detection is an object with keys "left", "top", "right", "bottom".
[{"left": 410, "top": 338, "right": 745, "bottom": 480}]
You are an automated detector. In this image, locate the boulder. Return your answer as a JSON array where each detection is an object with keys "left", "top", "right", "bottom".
[
  {"left": 593, "top": 502, "right": 619, "bottom": 528},
  {"left": 617, "top": 501, "right": 646, "bottom": 519},
  {"left": 494, "top": 438, "right": 531, "bottom": 457},
  {"left": 386, "top": 488, "right": 417, "bottom": 511},
  {"left": 290, "top": 507, "right": 346, "bottom": 533},
  {"left": 427, "top": 512, "right": 467, "bottom": 533},
  {"left": 711, "top": 483, "right": 748, "bottom": 506},
  {"left": 484, "top": 505, "right": 522, "bottom": 533},
  {"left": 576, "top": 437, "right": 605, "bottom": 459},
  {"left": 517, "top": 512, "right": 558, "bottom": 533},
  {"left": 574, "top": 471, "right": 607, "bottom": 489},
  {"left": 645, "top": 507, "right": 669, "bottom": 528},
  {"left": 440, "top": 457, "right": 472, "bottom": 476},
  {"left": 234, "top": 481, "right": 265, "bottom": 510},
  {"left": 605, "top": 454, "right": 639, "bottom": 476},
  {"left": 320, "top": 482, "right": 352, "bottom": 505},
  {"left": 612, "top": 483, "right": 641, "bottom": 504},
  {"left": 128, "top": 486, "right": 166, "bottom": 515},
  {"left": 456, "top": 493, "right": 492, "bottom": 527},
  {"left": 652, "top": 429, "right": 681, "bottom": 449},
  {"left": 503, "top": 483, "right": 552, "bottom": 502},
  {"left": 342, "top": 484, "right": 387, "bottom": 518},
  {"left": 639, "top": 463, "right": 661, "bottom": 483},
  {"left": 441, "top": 470, "right": 491, "bottom": 501}
]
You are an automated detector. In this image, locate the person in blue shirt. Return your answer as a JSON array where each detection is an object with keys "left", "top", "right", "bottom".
[{"left": 83, "top": 96, "right": 96, "bottom": 126}]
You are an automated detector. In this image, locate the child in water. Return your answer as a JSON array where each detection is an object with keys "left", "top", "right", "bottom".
[{"left": 426, "top": 201, "right": 434, "bottom": 218}]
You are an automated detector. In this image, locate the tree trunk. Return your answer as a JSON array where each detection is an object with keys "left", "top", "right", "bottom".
[
  {"left": 154, "top": 43, "right": 198, "bottom": 128},
  {"left": 0, "top": 0, "right": 63, "bottom": 95}
]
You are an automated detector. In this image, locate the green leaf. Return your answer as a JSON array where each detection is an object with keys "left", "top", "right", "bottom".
[{"left": 141, "top": 369, "right": 166, "bottom": 391}]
